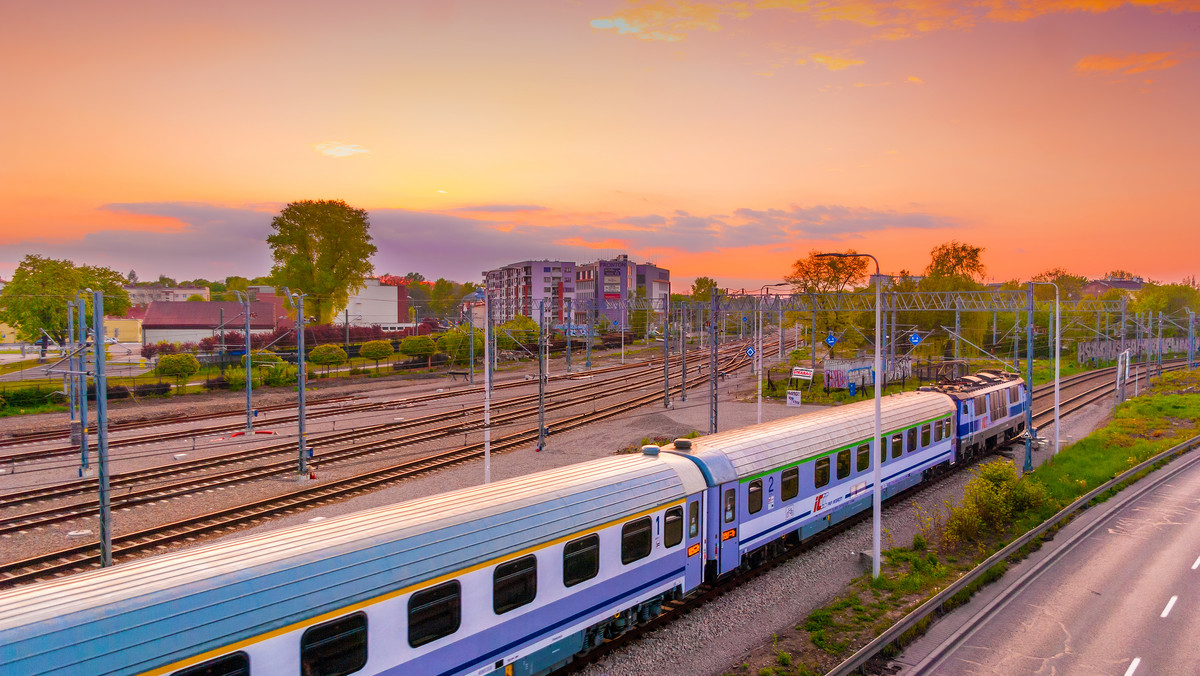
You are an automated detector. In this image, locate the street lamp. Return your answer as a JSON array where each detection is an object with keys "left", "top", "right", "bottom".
[
  {"left": 1031, "top": 282, "right": 1061, "bottom": 456},
  {"left": 282, "top": 288, "right": 309, "bottom": 478},
  {"left": 757, "top": 283, "right": 790, "bottom": 425},
  {"left": 816, "top": 252, "right": 883, "bottom": 578}
]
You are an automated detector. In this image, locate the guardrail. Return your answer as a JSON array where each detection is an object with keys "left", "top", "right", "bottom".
[{"left": 827, "top": 429, "right": 1200, "bottom": 676}]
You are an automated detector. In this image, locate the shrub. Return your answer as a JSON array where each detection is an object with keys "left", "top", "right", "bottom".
[
  {"left": 400, "top": 335, "right": 437, "bottom": 367},
  {"left": 359, "top": 340, "right": 394, "bottom": 370},
  {"left": 241, "top": 350, "right": 282, "bottom": 368},
  {"left": 263, "top": 363, "right": 299, "bottom": 387},
  {"left": 155, "top": 353, "right": 201, "bottom": 389},
  {"left": 221, "top": 367, "right": 259, "bottom": 390},
  {"left": 435, "top": 328, "right": 483, "bottom": 365},
  {"left": 132, "top": 382, "right": 172, "bottom": 397},
  {"left": 308, "top": 344, "right": 348, "bottom": 375}
]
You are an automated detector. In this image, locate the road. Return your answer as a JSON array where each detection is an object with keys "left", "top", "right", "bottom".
[{"left": 893, "top": 450, "right": 1200, "bottom": 675}]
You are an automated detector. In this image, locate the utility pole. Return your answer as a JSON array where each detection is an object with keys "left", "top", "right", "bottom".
[
  {"left": 537, "top": 300, "right": 546, "bottom": 453},
  {"left": 680, "top": 303, "right": 687, "bottom": 402},
  {"left": 1120, "top": 297, "right": 1127, "bottom": 356},
  {"left": 1157, "top": 310, "right": 1164, "bottom": 377},
  {"left": 66, "top": 304, "right": 77, "bottom": 441},
  {"left": 92, "top": 291, "right": 112, "bottom": 567},
  {"left": 662, "top": 297, "right": 670, "bottom": 408},
  {"left": 284, "top": 289, "right": 308, "bottom": 478},
  {"left": 777, "top": 303, "right": 784, "bottom": 360},
  {"left": 565, "top": 297, "right": 572, "bottom": 373},
  {"left": 1188, "top": 309, "right": 1196, "bottom": 370},
  {"left": 585, "top": 300, "right": 592, "bottom": 368},
  {"left": 954, "top": 296, "right": 961, "bottom": 360},
  {"left": 810, "top": 294, "right": 817, "bottom": 377},
  {"left": 344, "top": 307, "right": 350, "bottom": 353},
  {"left": 234, "top": 291, "right": 253, "bottom": 432},
  {"left": 77, "top": 297, "right": 89, "bottom": 473},
  {"left": 483, "top": 290, "right": 493, "bottom": 482},
  {"left": 1023, "top": 284, "right": 1035, "bottom": 474},
  {"left": 218, "top": 307, "right": 227, "bottom": 375},
  {"left": 710, "top": 291, "right": 718, "bottom": 434}
]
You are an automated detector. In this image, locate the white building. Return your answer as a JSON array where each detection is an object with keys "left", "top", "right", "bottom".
[{"left": 340, "top": 278, "right": 400, "bottom": 326}]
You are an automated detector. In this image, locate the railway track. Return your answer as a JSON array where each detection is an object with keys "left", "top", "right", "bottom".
[
  {"left": 0, "top": 340, "right": 759, "bottom": 464},
  {"left": 0, "top": 353, "right": 753, "bottom": 589},
  {"left": 555, "top": 359, "right": 1187, "bottom": 674},
  {"left": 0, "top": 351, "right": 746, "bottom": 534}
]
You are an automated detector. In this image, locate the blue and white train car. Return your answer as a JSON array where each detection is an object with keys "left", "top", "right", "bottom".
[
  {"left": 0, "top": 452, "right": 707, "bottom": 676},
  {"left": 665, "top": 391, "right": 957, "bottom": 579},
  {"left": 924, "top": 369, "right": 1026, "bottom": 459}
]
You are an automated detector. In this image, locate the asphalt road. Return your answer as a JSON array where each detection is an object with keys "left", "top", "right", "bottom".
[{"left": 894, "top": 451, "right": 1200, "bottom": 675}]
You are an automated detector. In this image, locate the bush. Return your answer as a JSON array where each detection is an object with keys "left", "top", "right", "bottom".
[
  {"left": 308, "top": 344, "right": 348, "bottom": 374},
  {"left": 221, "top": 367, "right": 259, "bottom": 390},
  {"left": 132, "top": 382, "right": 172, "bottom": 397},
  {"left": 436, "top": 328, "right": 483, "bottom": 365},
  {"left": 359, "top": 340, "right": 394, "bottom": 370},
  {"left": 400, "top": 335, "right": 437, "bottom": 367},
  {"left": 263, "top": 363, "right": 300, "bottom": 387},
  {"left": 0, "top": 386, "right": 60, "bottom": 408},
  {"left": 155, "top": 353, "right": 201, "bottom": 389},
  {"left": 497, "top": 316, "right": 538, "bottom": 350},
  {"left": 241, "top": 350, "right": 282, "bottom": 368}
]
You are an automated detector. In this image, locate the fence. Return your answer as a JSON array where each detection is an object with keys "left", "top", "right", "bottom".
[
  {"left": 822, "top": 357, "right": 913, "bottom": 390},
  {"left": 1076, "top": 336, "right": 1190, "bottom": 363}
]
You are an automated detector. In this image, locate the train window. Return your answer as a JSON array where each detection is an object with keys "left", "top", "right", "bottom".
[
  {"left": 836, "top": 449, "right": 851, "bottom": 480},
  {"left": 942, "top": 419, "right": 952, "bottom": 438},
  {"left": 921, "top": 425, "right": 931, "bottom": 447},
  {"left": 408, "top": 581, "right": 461, "bottom": 648},
  {"left": 621, "top": 517, "right": 653, "bottom": 564},
  {"left": 748, "top": 479, "right": 763, "bottom": 514},
  {"left": 781, "top": 467, "right": 799, "bottom": 501},
  {"left": 891, "top": 434, "right": 903, "bottom": 459},
  {"left": 814, "top": 458, "right": 830, "bottom": 488},
  {"left": 906, "top": 428, "right": 918, "bottom": 453},
  {"left": 688, "top": 501, "right": 700, "bottom": 537},
  {"left": 300, "top": 612, "right": 367, "bottom": 676},
  {"left": 563, "top": 535, "right": 600, "bottom": 587},
  {"left": 665, "top": 506, "right": 684, "bottom": 547},
  {"left": 961, "top": 402, "right": 969, "bottom": 415},
  {"left": 723, "top": 489, "right": 736, "bottom": 523},
  {"left": 494, "top": 555, "right": 538, "bottom": 614},
  {"left": 856, "top": 444, "right": 870, "bottom": 473},
  {"left": 173, "top": 652, "right": 249, "bottom": 676}
]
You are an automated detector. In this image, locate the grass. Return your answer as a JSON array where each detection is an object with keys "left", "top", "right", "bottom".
[{"left": 730, "top": 368, "right": 1200, "bottom": 676}]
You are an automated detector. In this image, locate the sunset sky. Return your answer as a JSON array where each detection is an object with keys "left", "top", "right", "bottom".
[{"left": 1, "top": 0, "right": 1196, "bottom": 291}]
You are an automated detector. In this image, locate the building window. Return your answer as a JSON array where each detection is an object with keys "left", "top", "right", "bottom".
[
  {"left": 748, "top": 479, "right": 763, "bottom": 514},
  {"left": 300, "top": 613, "right": 367, "bottom": 676},
  {"left": 781, "top": 467, "right": 799, "bottom": 501},
  {"left": 664, "top": 506, "right": 684, "bottom": 547},
  {"left": 494, "top": 555, "right": 537, "bottom": 614},
  {"left": 814, "top": 458, "right": 830, "bottom": 488},
  {"left": 408, "top": 581, "right": 461, "bottom": 648},
  {"left": 173, "top": 653, "right": 249, "bottom": 676},
  {"left": 621, "top": 517, "right": 653, "bottom": 564},
  {"left": 563, "top": 535, "right": 599, "bottom": 587}
]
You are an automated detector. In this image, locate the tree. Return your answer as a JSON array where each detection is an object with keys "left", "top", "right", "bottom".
[
  {"left": 127, "top": 270, "right": 138, "bottom": 285},
  {"left": 436, "top": 327, "right": 483, "bottom": 365},
  {"left": 690, "top": 276, "right": 719, "bottom": 301},
  {"left": 429, "top": 278, "right": 457, "bottom": 318},
  {"left": 359, "top": 339, "right": 394, "bottom": 371},
  {"left": 267, "top": 199, "right": 377, "bottom": 324},
  {"left": 1105, "top": 269, "right": 1139, "bottom": 280},
  {"left": 186, "top": 294, "right": 205, "bottom": 302},
  {"left": 400, "top": 335, "right": 437, "bottom": 367},
  {"left": 785, "top": 250, "right": 868, "bottom": 294},
  {"left": 497, "top": 316, "right": 539, "bottom": 350},
  {"left": 155, "top": 353, "right": 200, "bottom": 390},
  {"left": 308, "top": 344, "right": 348, "bottom": 375},
  {"left": 925, "top": 241, "right": 985, "bottom": 282},
  {"left": 0, "top": 255, "right": 131, "bottom": 343},
  {"left": 157, "top": 275, "right": 177, "bottom": 287},
  {"left": 1031, "top": 268, "right": 1089, "bottom": 301}
]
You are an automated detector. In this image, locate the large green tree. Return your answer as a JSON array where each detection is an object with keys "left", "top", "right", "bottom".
[
  {"left": 690, "top": 276, "right": 719, "bottom": 301},
  {"left": 429, "top": 278, "right": 457, "bottom": 318},
  {"left": 1031, "top": 268, "right": 1089, "bottom": 301},
  {"left": 0, "top": 255, "right": 131, "bottom": 343},
  {"left": 925, "top": 240, "right": 986, "bottom": 282},
  {"left": 266, "top": 200, "right": 377, "bottom": 324}
]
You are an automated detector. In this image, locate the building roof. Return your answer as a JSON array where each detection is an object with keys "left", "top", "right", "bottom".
[{"left": 142, "top": 301, "right": 276, "bottom": 330}]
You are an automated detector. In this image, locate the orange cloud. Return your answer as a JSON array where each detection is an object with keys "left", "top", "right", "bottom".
[
  {"left": 808, "top": 52, "right": 866, "bottom": 70},
  {"left": 1075, "top": 51, "right": 1182, "bottom": 75},
  {"left": 591, "top": 1, "right": 750, "bottom": 41}
]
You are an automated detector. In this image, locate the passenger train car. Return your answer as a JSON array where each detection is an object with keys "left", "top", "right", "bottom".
[{"left": 0, "top": 372, "right": 1026, "bottom": 676}]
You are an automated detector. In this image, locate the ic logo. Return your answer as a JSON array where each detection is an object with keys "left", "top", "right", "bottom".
[{"left": 814, "top": 494, "right": 825, "bottom": 512}]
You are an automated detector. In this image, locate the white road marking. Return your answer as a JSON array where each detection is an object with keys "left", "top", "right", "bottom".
[
  {"left": 1161, "top": 596, "right": 1178, "bottom": 618},
  {"left": 1124, "top": 657, "right": 1141, "bottom": 676},
  {"left": 1192, "top": 555, "right": 1200, "bottom": 571}
]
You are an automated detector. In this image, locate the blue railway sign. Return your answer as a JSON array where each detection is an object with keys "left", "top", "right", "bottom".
[
  {"left": 746, "top": 346, "right": 756, "bottom": 358},
  {"left": 909, "top": 333, "right": 922, "bottom": 346},
  {"left": 825, "top": 334, "right": 838, "bottom": 347}
]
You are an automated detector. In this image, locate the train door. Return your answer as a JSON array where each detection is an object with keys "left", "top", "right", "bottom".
[
  {"left": 684, "top": 493, "right": 704, "bottom": 590},
  {"left": 717, "top": 481, "right": 740, "bottom": 575}
]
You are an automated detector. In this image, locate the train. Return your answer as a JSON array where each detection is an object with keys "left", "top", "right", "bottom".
[{"left": 0, "top": 370, "right": 1026, "bottom": 676}]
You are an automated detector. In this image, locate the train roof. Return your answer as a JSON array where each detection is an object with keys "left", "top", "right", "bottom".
[
  {"left": 665, "top": 390, "right": 955, "bottom": 484},
  {"left": 0, "top": 452, "right": 705, "bottom": 676},
  {"left": 922, "top": 369, "right": 1022, "bottom": 397}
]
